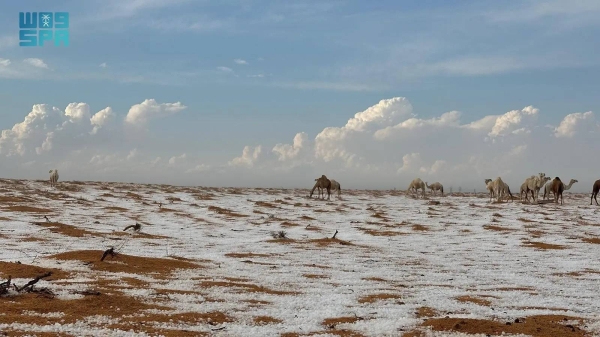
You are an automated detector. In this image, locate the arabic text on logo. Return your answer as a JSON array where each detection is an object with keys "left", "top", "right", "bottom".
[{"left": 19, "top": 12, "right": 69, "bottom": 47}]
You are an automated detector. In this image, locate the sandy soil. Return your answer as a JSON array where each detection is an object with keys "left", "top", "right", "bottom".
[{"left": 1, "top": 178, "right": 600, "bottom": 336}]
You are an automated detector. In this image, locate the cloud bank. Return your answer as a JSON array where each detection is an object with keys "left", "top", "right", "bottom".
[{"left": 0, "top": 97, "right": 598, "bottom": 191}]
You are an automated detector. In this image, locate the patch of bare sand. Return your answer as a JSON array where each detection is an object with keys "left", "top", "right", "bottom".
[
  {"left": 582, "top": 237, "right": 600, "bottom": 244},
  {"left": 254, "top": 315, "right": 283, "bottom": 325},
  {"left": 4, "top": 206, "right": 53, "bottom": 213},
  {"left": 103, "top": 206, "right": 129, "bottom": 212},
  {"left": 48, "top": 250, "right": 203, "bottom": 276},
  {"left": 0, "top": 195, "right": 34, "bottom": 203},
  {"left": 0, "top": 261, "right": 70, "bottom": 280},
  {"left": 197, "top": 280, "right": 299, "bottom": 295},
  {"left": 357, "top": 293, "right": 402, "bottom": 304},
  {"left": 415, "top": 307, "right": 439, "bottom": 318},
  {"left": 32, "top": 222, "right": 97, "bottom": 238},
  {"left": 357, "top": 227, "right": 406, "bottom": 236},
  {"left": 456, "top": 295, "right": 496, "bottom": 307},
  {"left": 483, "top": 224, "right": 514, "bottom": 232},
  {"left": 412, "top": 224, "right": 429, "bottom": 231},
  {"left": 2, "top": 288, "right": 229, "bottom": 337},
  {"left": 255, "top": 200, "right": 280, "bottom": 209},
  {"left": 522, "top": 241, "right": 568, "bottom": 250},
  {"left": 207, "top": 205, "right": 248, "bottom": 217},
  {"left": 224, "top": 252, "right": 272, "bottom": 259},
  {"left": 303, "top": 274, "right": 329, "bottom": 279},
  {"left": 407, "top": 314, "right": 589, "bottom": 337}
]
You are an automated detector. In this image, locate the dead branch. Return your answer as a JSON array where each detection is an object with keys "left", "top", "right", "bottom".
[
  {"left": 123, "top": 223, "right": 141, "bottom": 232},
  {"left": 71, "top": 290, "right": 101, "bottom": 296},
  {"left": 100, "top": 247, "right": 116, "bottom": 261},
  {"left": 0, "top": 276, "right": 11, "bottom": 295},
  {"left": 332, "top": 230, "right": 338, "bottom": 239},
  {"left": 16, "top": 272, "right": 52, "bottom": 292}
]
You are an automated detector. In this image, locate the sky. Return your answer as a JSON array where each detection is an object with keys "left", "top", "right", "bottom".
[{"left": 0, "top": 0, "right": 599, "bottom": 191}]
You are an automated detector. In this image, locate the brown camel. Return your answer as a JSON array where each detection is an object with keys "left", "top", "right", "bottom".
[
  {"left": 310, "top": 175, "right": 331, "bottom": 200},
  {"left": 314, "top": 178, "right": 341, "bottom": 199},
  {"left": 551, "top": 177, "right": 564, "bottom": 205},
  {"left": 591, "top": 179, "right": 600, "bottom": 206}
]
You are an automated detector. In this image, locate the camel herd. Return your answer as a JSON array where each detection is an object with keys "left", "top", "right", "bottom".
[
  {"left": 307, "top": 173, "right": 600, "bottom": 206},
  {"left": 44, "top": 168, "right": 599, "bottom": 206}
]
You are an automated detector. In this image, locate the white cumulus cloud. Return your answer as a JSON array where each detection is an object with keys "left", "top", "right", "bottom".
[
  {"left": 125, "top": 99, "right": 187, "bottom": 125},
  {"left": 23, "top": 58, "right": 49, "bottom": 69},
  {"left": 229, "top": 145, "right": 262, "bottom": 168},
  {"left": 554, "top": 111, "right": 594, "bottom": 138}
]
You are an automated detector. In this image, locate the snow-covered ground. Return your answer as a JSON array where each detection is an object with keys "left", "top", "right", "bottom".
[{"left": 1, "top": 178, "right": 600, "bottom": 337}]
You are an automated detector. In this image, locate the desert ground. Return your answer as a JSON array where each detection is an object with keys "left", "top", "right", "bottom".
[{"left": 1, "top": 178, "right": 600, "bottom": 337}]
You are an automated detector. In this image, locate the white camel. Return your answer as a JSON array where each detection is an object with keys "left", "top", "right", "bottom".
[
  {"left": 407, "top": 178, "right": 426, "bottom": 198},
  {"left": 543, "top": 178, "right": 577, "bottom": 200},
  {"left": 330, "top": 179, "right": 341, "bottom": 198},
  {"left": 522, "top": 173, "right": 546, "bottom": 203},
  {"left": 49, "top": 169, "right": 59, "bottom": 187},
  {"left": 425, "top": 182, "right": 444, "bottom": 196},
  {"left": 485, "top": 179, "right": 495, "bottom": 202},
  {"left": 491, "top": 177, "right": 511, "bottom": 202}
]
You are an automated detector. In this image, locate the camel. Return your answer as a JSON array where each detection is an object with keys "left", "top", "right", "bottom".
[
  {"left": 49, "top": 169, "right": 59, "bottom": 187},
  {"left": 591, "top": 179, "right": 600, "bottom": 206},
  {"left": 499, "top": 181, "right": 514, "bottom": 202},
  {"left": 522, "top": 173, "right": 546, "bottom": 203},
  {"left": 309, "top": 175, "right": 331, "bottom": 200},
  {"left": 485, "top": 179, "right": 495, "bottom": 202},
  {"left": 519, "top": 180, "right": 530, "bottom": 201},
  {"left": 425, "top": 182, "right": 444, "bottom": 196},
  {"left": 315, "top": 178, "right": 341, "bottom": 199},
  {"left": 407, "top": 178, "right": 426, "bottom": 198},
  {"left": 330, "top": 179, "right": 341, "bottom": 198},
  {"left": 543, "top": 179, "right": 577, "bottom": 200},
  {"left": 551, "top": 177, "right": 564, "bottom": 205},
  {"left": 490, "top": 177, "right": 513, "bottom": 202}
]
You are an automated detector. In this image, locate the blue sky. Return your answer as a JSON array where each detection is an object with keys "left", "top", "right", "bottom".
[{"left": 1, "top": 0, "right": 599, "bottom": 190}]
